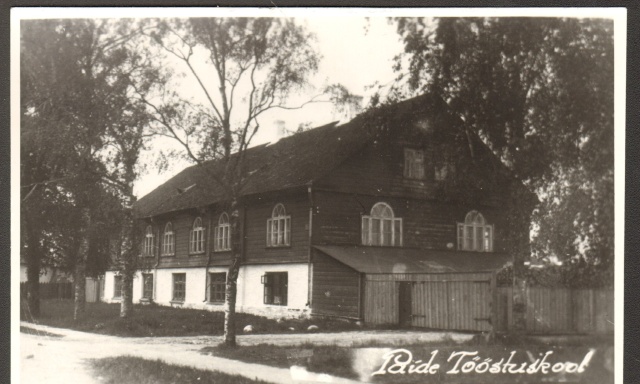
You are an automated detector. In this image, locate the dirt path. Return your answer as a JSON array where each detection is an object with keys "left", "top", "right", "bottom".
[{"left": 22, "top": 322, "right": 471, "bottom": 384}]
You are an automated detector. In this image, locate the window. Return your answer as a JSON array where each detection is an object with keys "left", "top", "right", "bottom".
[
  {"left": 143, "top": 225, "right": 154, "bottom": 257},
  {"left": 162, "top": 222, "right": 175, "bottom": 256},
  {"left": 404, "top": 148, "right": 425, "bottom": 179},
  {"left": 209, "top": 273, "right": 226, "bottom": 303},
  {"left": 190, "top": 217, "right": 205, "bottom": 254},
  {"left": 214, "top": 213, "right": 231, "bottom": 251},
  {"left": 113, "top": 275, "right": 123, "bottom": 298},
  {"left": 362, "top": 202, "right": 403, "bottom": 247},
  {"left": 262, "top": 272, "right": 288, "bottom": 305},
  {"left": 142, "top": 273, "right": 153, "bottom": 300},
  {"left": 266, "top": 204, "right": 291, "bottom": 247},
  {"left": 172, "top": 273, "right": 186, "bottom": 301},
  {"left": 457, "top": 211, "right": 493, "bottom": 252}
]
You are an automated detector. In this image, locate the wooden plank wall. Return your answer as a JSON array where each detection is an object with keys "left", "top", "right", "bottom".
[
  {"left": 311, "top": 250, "right": 360, "bottom": 318},
  {"left": 313, "top": 190, "right": 507, "bottom": 251},
  {"left": 364, "top": 273, "right": 493, "bottom": 331},
  {"left": 494, "top": 287, "right": 614, "bottom": 334}
]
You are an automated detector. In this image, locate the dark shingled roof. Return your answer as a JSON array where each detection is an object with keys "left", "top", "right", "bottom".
[
  {"left": 134, "top": 119, "right": 370, "bottom": 218},
  {"left": 314, "top": 245, "right": 511, "bottom": 274},
  {"left": 133, "top": 93, "right": 503, "bottom": 218}
]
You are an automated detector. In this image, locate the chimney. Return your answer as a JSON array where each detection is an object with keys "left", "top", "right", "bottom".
[{"left": 274, "top": 120, "right": 287, "bottom": 139}]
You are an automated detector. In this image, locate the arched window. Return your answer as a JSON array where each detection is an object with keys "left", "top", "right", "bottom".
[
  {"left": 162, "top": 222, "right": 175, "bottom": 256},
  {"left": 266, "top": 203, "right": 290, "bottom": 247},
  {"left": 214, "top": 213, "right": 231, "bottom": 251},
  {"left": 143, "top": 225, "right": 154, "bottom": 257},
  {"left": 190, "top": 217, "right": 205, "bottom": 254},
  {"left": 362, "top": 202, "right": 402, "bottom": 247},
  {"left": 457, "top": 210, "right": 493, "bottom": 252}
]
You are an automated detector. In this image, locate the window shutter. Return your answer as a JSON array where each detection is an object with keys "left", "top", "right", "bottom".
[
  {"left": 285, "top": 217, "right": 291, "bottom": 245},
  {"left": 361, "top": 217, "right": 370, "bottom": 245},
  {"left": 394, "top": 218, "right": 403, "bottom": 247},
  {"left": 457, "top": 223, "right": 464, "bottom": 250},
  {"left": 266, "top": 219, "right": 272, "bottom": 246},
  {"left": 485, "top": 225, "right": 493, "bottom": 252}
]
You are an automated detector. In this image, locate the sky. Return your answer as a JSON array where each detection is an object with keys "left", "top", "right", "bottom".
[{"left": 135, "top": 16, "right": 403, "bottom": 198}]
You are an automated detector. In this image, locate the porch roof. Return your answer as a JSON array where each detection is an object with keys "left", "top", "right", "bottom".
[{"left": 313, "top": 245, "right": 511, "bottom": 274}]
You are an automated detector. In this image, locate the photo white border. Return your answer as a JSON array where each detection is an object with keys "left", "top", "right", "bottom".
[{"left": 11, "top": 7, "right": 627, "bottom": 384}]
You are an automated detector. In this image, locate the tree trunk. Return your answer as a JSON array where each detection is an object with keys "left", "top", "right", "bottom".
[
  {"left": 23, "top": 209, "right": 42, "bottom": 318},
  {"left": 74, "top": 208, "right": 90, "bottom": 321},
  {"left": 120, "top": 272, "right": 134, "bottom": 317},
  {"left": 223, "top": 200, "right": 242, "bottom": 346},
  {"left": 224, "top": 257, "right": 240, "bottom": 346},
  {"left": 25, "top": 249, "right": 41, "bottom": 318},
  {"left": 119, "top": 193, "right": 137, "bottom": 318},
  {"left": 74, "top": 261, "right": 86, "bottom": 321}
]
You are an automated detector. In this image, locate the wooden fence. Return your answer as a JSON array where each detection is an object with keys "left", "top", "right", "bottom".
[
  {"left": 20, "top": 282, "right": 73, "bottom": 300},
  {"left": 495, "top": 287, "right": 614, "bottom": 334}
]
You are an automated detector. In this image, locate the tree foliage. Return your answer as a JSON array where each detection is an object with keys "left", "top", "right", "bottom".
[
  {"left": 392, "top": 17, "right": 614, "bottom": 282},
  {"left": 21, "top": 19, "right": 159, "bottom": 317}
]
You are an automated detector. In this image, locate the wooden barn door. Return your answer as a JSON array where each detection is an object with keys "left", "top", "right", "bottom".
[
  {"left": 410, "top": 277, "right": 493, "bottom": 331},
  {"left": 398, "top": 282, "right": 412, "bottom": 327}
]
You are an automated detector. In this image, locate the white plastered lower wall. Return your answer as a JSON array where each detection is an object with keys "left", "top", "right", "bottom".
[{"left": 104, "top": 263, "right": 309, "bottom": 319}]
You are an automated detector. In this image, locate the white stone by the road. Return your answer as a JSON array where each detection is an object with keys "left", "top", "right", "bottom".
[
  {"left": 243, "top": 325, "right": 254, "bottom": 333},
  {"left": 307, "top": 325, "right": 319, "bottom": 332}
]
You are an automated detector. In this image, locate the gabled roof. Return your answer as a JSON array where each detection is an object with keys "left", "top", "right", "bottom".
[
  {"left": 314, "top": 245, "right": 511, "bottom": 274},
  {"left": 134, "top": 119, "right": 371, "bottom": 218},
  {"left": 133, "top": 92, "right": 518, "bottom": 218}
]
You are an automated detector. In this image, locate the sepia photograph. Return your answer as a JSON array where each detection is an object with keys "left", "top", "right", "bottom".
[{"left": 13, "top": 7, "right": 625, "bottom": 384}]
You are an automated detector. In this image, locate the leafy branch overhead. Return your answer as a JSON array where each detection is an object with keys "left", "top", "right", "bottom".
[{"left": 392, "top": 17, "right": 614, "bottom": 274}]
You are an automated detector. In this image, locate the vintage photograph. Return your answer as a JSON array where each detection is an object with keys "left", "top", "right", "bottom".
[{"left": 14, "top": 7, "right": 624, "bottom": 384}]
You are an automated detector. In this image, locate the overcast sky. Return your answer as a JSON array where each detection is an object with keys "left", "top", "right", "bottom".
[{"left": 136, "top": 16, "right": 403, "bottom": 198}]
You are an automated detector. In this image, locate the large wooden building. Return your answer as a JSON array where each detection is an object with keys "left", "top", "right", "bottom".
[{"left": 104, "top": 94, "right": 524, "bottom": 331}]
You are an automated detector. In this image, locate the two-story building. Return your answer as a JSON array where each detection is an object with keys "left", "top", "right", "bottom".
[{"left": 104, "top": 94, "right": 524, "bottom": 331}]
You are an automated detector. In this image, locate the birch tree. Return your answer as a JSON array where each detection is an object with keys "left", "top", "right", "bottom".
[{"left": 140, "top": 17, "right": 354, "bottom": 346}]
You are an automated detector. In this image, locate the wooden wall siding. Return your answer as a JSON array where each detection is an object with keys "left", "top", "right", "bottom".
[
  {"left": 314, "top": 142, "right": 508, "bottom": 205},
  {"left": 364, "top": 273, "right": 493, "bottom": 331},
  {"left": 494, "top": 287, "right": 614, "bottom": 334},
  {"left": 313, "top": 190, "right": 507, "bottom": 251},
  {"left": 311, "top": 250, "right": 360, "bottom": 318},
  {"left": 244, "top": 195, "right": 310, "bottom": 264},
  {"left": 364, "top": 280, "right": 398, "bottom": 324}
]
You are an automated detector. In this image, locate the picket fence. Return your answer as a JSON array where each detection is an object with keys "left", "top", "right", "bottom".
[{"left": 494, "top": 286, "right": 614, "bottom": 334}]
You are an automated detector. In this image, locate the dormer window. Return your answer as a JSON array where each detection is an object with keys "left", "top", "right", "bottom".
[
  {"left": 267, "top": 204, "right": 290, "bottom": 247},
  {"left": 457, "top": 210, "right": 493, "bottom": 252},
  {"left": 214, "top": 213, "right": 231, "bottom": 251},
  {"left": 162, "top": 222, "right": 175, "bottom": 256},
  {"left": 190, "top": 217, "right": 205, "bottom": 254},
  {"left": 143, "top": 225, "right": 154, "bottom": 257},
  {"left": 362, "top": 202, "right": 403, "bottom": 247},
  {"left": 404, "top": 148, "right": 425, "bottom": 179}
]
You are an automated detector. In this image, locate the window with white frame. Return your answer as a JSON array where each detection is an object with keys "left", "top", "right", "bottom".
[
  {"left": 214, "top": 213, "right": 231, "bottom": 251},
  {"left": 362, "top": 202, "right": 403, "bottom": 247},
  {"left": 404, "top": 148, "right": 425, "bottom": 179},
  {"left": 143, "top": 225, "right": 154, "bottom": 257},
  {"left": 209, "top": 272, "right": 226, "bottom": 303},
  {"left": 172, "top": 273, "right": 186, "bottom": 301},
  {"left": 266, "top": 204, "right": 290, "bottom": 247},
  {"left": 457, "top": 210, "right": 493, "bottom": 252},
  {"left": 113, "top": 275, "right": 123, "bottom": 298},
  {"left": 142, "top": 273, "right": 153, "bottom": 300},
  {"left": 190, "top": 217, "right": 205, "bottom": 254},
  {"left": 262, "top": 272, "right": 288, "bottom": 305},
  {"left": 162, "top": 222, "right": 175, "bottom": 256}
]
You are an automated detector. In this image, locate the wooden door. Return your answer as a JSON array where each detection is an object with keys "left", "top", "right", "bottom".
[{"left": 399, "top": 282, "right": 412, "bottom": 327}]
